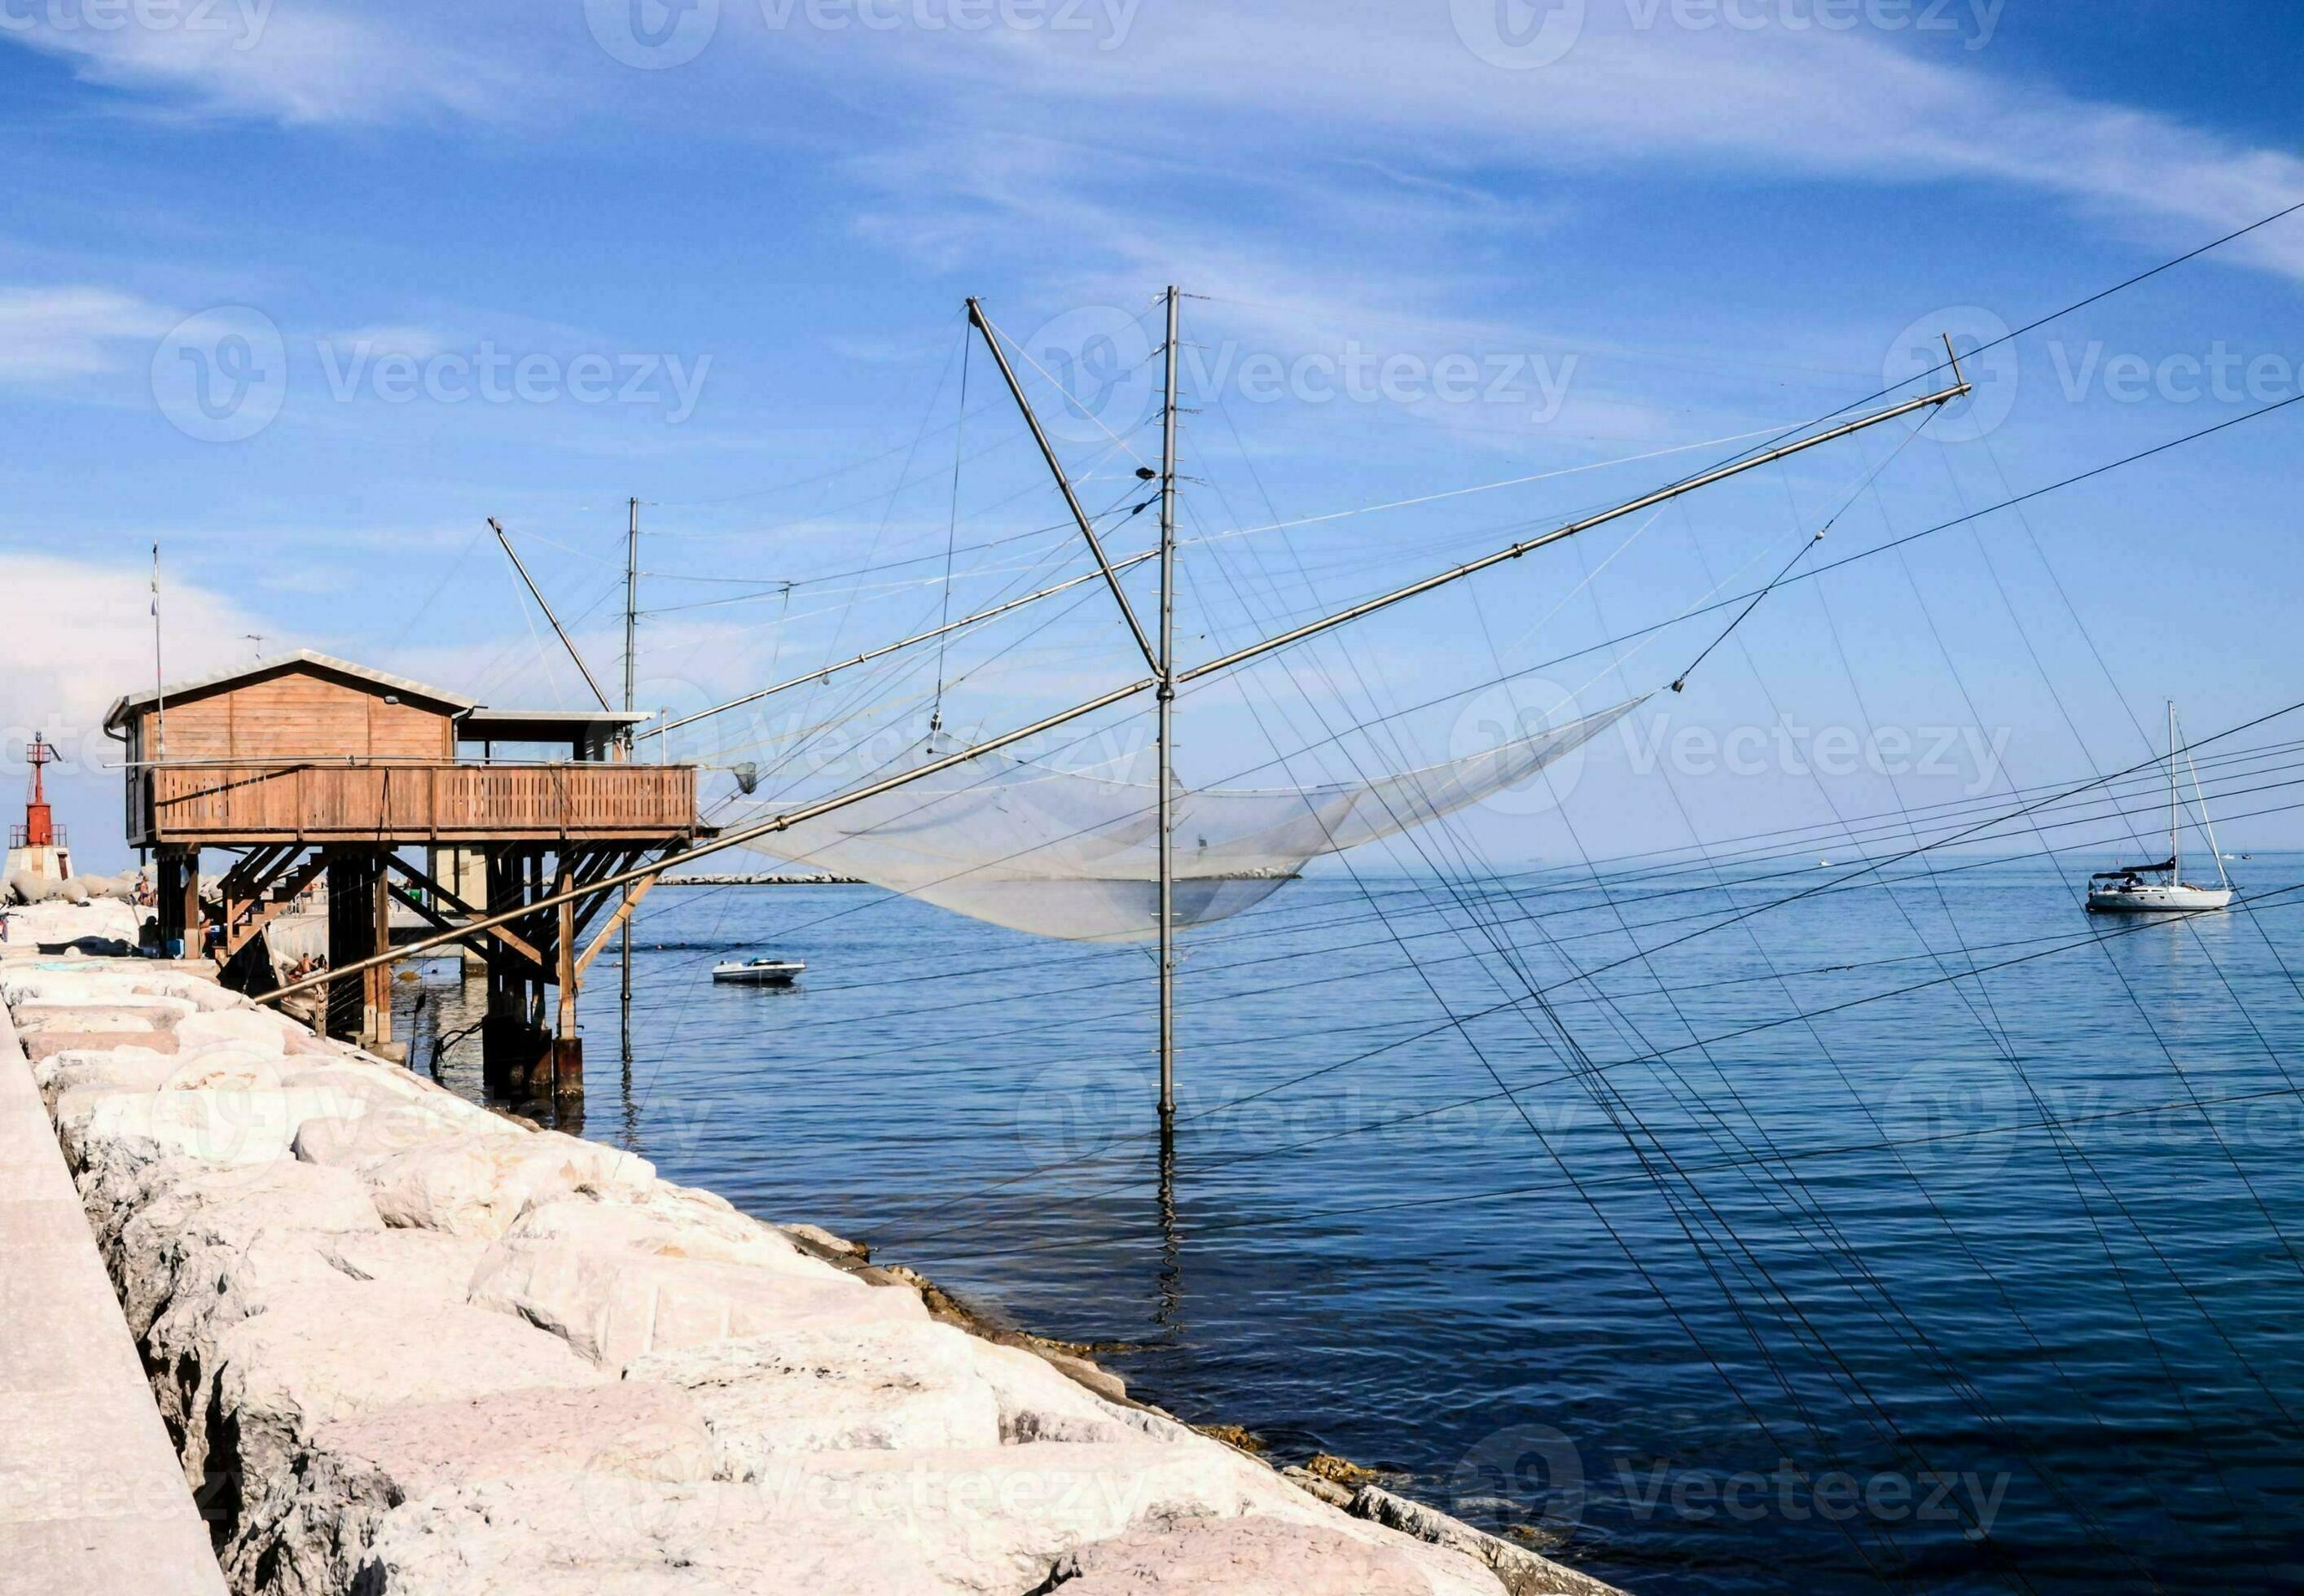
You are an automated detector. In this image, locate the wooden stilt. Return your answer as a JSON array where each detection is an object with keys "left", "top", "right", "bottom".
[{"left": 551, "top": 859, "right": 583, "bottom": 1099}]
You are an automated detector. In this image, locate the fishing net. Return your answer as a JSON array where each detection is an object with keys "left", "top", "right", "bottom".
[{"left": 733, "top": 698, "right": 1640, "bottom": 941}]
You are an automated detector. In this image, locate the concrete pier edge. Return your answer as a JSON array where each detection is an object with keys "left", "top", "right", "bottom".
[{"left": 0, "top": 1000, "right": 229, "bottom": 1595}]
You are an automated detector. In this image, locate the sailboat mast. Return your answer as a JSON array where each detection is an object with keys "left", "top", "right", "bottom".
[
  {"left": 2168, "top": 699, "right": 2179, "bottom": 882},
  {"left": 1157, "top": 286, "right": 1180, "bottom": 1119}
]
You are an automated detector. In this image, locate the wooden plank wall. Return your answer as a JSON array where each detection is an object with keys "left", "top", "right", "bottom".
[{"left": 135, "top": 670, "right": 454, "bottom": 763}]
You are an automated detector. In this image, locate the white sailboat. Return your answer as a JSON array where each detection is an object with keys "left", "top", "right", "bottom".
[{"left": 2087, "top": 702, "right": 2234, "bottom": 914}]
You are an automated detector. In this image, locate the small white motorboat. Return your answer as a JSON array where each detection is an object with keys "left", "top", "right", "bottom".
[
  {"left": 2087, "top": 702, "right": 2233, "bottom": 915},
  {"left": 712, "top": 957, "right": 806, "bottom": 986}
]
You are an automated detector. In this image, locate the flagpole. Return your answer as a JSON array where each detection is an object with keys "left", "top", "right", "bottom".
[{"left": 150, "top": 543, "right": 167, "bottom": 763}]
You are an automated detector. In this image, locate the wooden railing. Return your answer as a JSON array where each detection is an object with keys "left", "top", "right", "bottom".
[{"left": 137, "top": 761, "right": 700, "bottom": 844}]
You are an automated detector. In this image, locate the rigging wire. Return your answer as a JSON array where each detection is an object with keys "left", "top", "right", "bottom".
[{"left": 932, "top": 327, "right": 970, "bottom": 735}]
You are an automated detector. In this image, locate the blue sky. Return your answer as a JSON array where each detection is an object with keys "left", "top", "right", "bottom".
[{"left": 3, "top": 0, "right": 2300, "bottom": 872}]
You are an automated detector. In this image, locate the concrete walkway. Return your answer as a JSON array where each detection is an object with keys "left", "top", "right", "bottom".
[{"left": 0, "top": 1003, "right": 227, "bottom": 1595}]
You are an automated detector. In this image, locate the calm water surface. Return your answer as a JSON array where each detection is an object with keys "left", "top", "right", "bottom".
[{"left": 398, "top": 854, "right": 2304, "bottom": 1594}]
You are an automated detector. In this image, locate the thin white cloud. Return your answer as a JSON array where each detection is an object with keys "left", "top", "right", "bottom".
[
  {"left": 0, "top": 2, "right": 518, "bottom": 125},
  {"left": 799, "top": 3, "right": 2304, "bottom": 280},
  {"left": 0, "top": 287, "right": 174, "bottom": 384},
  {"left": 12, "top": 1, "right": 2298, "bottom": 286}
]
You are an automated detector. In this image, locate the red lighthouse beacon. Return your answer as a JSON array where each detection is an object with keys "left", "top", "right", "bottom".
[{"left": 7, "top": 734, "right": 71, "bottom": 885}]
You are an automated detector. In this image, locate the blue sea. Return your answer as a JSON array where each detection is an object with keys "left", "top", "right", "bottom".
[{"left": 399, "top": 854, "right": 2304, "bottom": 1594}]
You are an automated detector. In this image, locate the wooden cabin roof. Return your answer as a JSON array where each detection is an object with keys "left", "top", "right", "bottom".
[{"left": 103, "top": 650, "right": 475, "bottom": 730}]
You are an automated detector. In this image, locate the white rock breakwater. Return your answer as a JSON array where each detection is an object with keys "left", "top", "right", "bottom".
[{"left": 6, "top": 949, "right": 1618, "bottom": 1595}]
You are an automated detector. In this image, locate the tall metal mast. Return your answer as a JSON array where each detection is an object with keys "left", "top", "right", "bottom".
[
  {"left": 621, "top": 498, "right": 640, "bottom": 1047},
  {"left": 1156, "top": 287, "right": 1180, "bottom": 1118}
]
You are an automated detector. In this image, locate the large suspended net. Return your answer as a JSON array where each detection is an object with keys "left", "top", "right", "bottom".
[{"left": 732, "top": 697, "right": 1642, "bottom": 941}]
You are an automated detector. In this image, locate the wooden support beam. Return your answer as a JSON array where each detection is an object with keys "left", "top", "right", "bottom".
[
  {"left": 573, "top": 868, "right": 662, "bottom": 979},
  {"left": 366, "top": 863, "right": 393, "bottom": 1050},
  {"left": 564, "top": 848, "right": 641, "bottom": 943},
  {"left": 222, "top": 851, "right": 327, "bottom": 958},
  {"left": 214, "top": 844, "right": 290, "bottom": 905},
  {"left": 380, "top": 850, "right": 551, "bottom": 971},
  {"left": 554, "top": 863, "right": 579, "bottom": 1015},
  {"left": 385, "top": 884, "right": 551, "bottom": 979},
  {"left": 156, "top": 845, "right": 201, "bottom": 953}
]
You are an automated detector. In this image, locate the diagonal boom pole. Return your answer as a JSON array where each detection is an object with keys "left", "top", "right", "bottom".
[
  {"left": 491, "top": 516, "right": 614, "bottom": 712},
  {"left": 1180, "top": 379, "right": 1968, "bottom": 686},
  {"left": 967, "top": 299, "right": 1161, "bottom": 674}
]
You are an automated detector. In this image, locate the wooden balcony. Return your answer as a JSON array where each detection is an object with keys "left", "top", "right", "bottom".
[{"left": 134, "top": 761, "right": 703, "bottom": 846}]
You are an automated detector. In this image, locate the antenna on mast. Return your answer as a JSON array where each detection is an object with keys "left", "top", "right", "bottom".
[
  {"left": 1941, "top": 332, "right": 1969, "bottom": 393},
  {"left": 150, "top": 543, "right": 167, "bottom": 765}
]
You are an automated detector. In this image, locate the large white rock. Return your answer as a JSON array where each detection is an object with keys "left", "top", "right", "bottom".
[
  {"left": 292, "top": 1098, "right": 513, "bottom": 1172},
  {"left": 2, "top": 897, "right": 143, "bottom": 947},
  {"left": 211, "top": 1277, "right": 611, "bottom": 1584},
  {"left": 321, "top": 1229, "right": 493, "bottom": 1300},
  {"left": 1040, "top": 1515, "right": 1459, "bottom": 1595},
  {"left": 144, "top": 1230, "right": 355, "bottom": 1481},
  {"left": 13, "top": 998, "right": 189, "bottom": 1033},
  {"left": 279, "top": 1061, "right": 458, "bottom": 1107},
  {"left": 359, "top": 1131, "right": 655, "bottom": 1238},
  {"left": 467, "top": 1237, "right": 928, "bottom": 1367},
  {"left": 37, "top": 1046, "right": 179, "bottom": 1111},
  {"left": 160, "top": 1048, "right": 287, "bottom": 1093},
  {"left": 965, "top": 1339, "right": 1183, "bottom": 1446},
  {"left": 58, "top": 1084, "right": 373, "bottom": 1177},
  {"left": 355, "top": 1474, "right": 946, "bottom": 1594},
  {"left": 748, "top": 1442, "right": 1502, "bottom": 1595},
  {"left": 504, "top": 1189, "right": 815, "bottom": 1274},
  {"left": 175, "top": 1006, "right": 296, "bottom": 1057},
  {"left": 3, "top": 966, "right": 165, "bottom": 1006},
  {"left": 236, "top": 1383, "right": 718, "bottom": 1596},
  {"left": 623, "top": 1322, "right": 1003, "bottom": 1471},
  {"left": 108, "top": 1158, "right": 384, "bottom": 1336},
  {"left": 134, "top": 975, "right": 255, "bottom": 1011}
]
